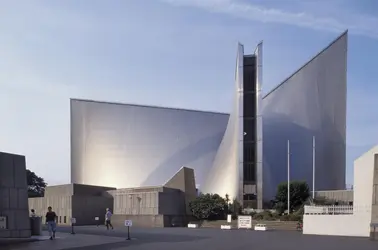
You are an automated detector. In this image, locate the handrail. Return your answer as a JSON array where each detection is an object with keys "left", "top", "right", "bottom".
[{"left": 304, "top": 205, "right": 371, "bottom": 215}]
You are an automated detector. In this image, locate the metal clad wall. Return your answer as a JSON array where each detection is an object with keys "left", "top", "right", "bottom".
[
  {"left": 71, "top": 100, "right": 229, "bottom": 189},
  {"left": 262, "top": 32, "right": 348, "bottom": 201},
  {"left": 201, "top": 44, "right": 244, "bottom": 200}
]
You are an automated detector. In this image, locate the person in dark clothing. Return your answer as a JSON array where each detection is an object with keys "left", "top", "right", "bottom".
[
  {"left": 46, "top": 206, "right": 57, "bottom": 240},
  {"left": 105, "top": 208, "right": 114, "bottom": 230}
]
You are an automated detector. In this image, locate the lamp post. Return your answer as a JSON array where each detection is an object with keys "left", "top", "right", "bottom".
[
  {"left": 287, "top": 140, "right": 290, "bottom": 215},
  {"left": 312, "top": 136, "right": 316, "bottom": 200}
]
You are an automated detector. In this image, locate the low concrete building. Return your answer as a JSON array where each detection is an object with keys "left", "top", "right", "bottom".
[
  {"left": 0, "top": 152, "right": 31, "bottom": 238},
  {"left": 29, "top": 184, "right": 115, "bottom": 226},
  {"left": 29, "top": 167, "right": 197, "bottom": 227}
]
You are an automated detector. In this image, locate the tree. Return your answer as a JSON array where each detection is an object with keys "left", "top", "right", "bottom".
[
  {"left": 27, "top": 169, "right": 47, "bottom": 198},
  {"left": 228, "top": 198, "right": 242, "bottom": 219},
  {"left": 189, "top": 193, "right": 227, "bottom": 220},
  {"left": 273, "top": 181, "right": 310, "bottom": 213}
]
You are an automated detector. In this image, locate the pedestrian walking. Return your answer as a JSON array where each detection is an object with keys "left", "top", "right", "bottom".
[
  {"left": 46, "top": 206, "right": 58, "bottom": 240},
  {"left": 105, "top": 208, "right": 114, "bottom": 230}
]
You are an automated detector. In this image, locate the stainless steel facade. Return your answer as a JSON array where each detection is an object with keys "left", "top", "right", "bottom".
[
  {"left": 202, "top": 43, "right": 264, "bottom": 206},
  {"left": 70, "top": 100, "right": 229, "bottom": 189},
  {"left": 201, "top": 43, "right": 244, "bottom": 200},
  {"left": 255, "top": 43, "right": 264, "bottom": 208},
  {"left": 70, "top": 31, "right": 348, "bottom": 208},
  {"left": 262, "top": 31, "right": 348, "bottom": 201}
]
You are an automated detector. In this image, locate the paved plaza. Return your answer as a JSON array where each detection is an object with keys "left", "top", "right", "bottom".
[{"left": 3, "top": 226, "right": 378, "bottom": 250}]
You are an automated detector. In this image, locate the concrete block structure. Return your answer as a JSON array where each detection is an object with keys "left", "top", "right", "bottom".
[
  {"left": 110, "top": 166, "right": 197, "bottom": 227},
  {"left": 29, "top": 184, "right": 115, "bottom": 226},
  {"left": 303, "top": 145, "right": 378, "bottom": 237},
  {"left": 0, "top": 152, "right": 31, "bottom": 238},
  {"left": 29, "top": 167, "right": 197, "bottom": 227}
]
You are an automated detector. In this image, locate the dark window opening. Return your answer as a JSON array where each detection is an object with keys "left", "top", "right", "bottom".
[
  {"left": 243, "top": 143, "right": 256, "bottom": 163},
  {"left": 243, "top": 118, "right": 255, "bottom": 142},
  {"left": 243, "top": 162, "right": 256, "bottom": 182},
  {"left": 243, "top": 93, "right": 256, "bottom": 118},
  {"left": 243, "top": 194, "right": 257, "bottom": 200}
]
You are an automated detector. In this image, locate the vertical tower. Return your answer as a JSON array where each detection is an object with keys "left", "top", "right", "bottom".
[
  {"left": 203, "top": 43, "right": 263, "bottom": 209},
  {"left": 242, "top": 43, "right": 263, "bottom": 209}
]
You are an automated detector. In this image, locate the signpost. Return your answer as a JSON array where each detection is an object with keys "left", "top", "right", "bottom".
[
  {"left": 124, "top": 220, "right": 132, "bottom": 240},
  {"left": 95, "top": 217, "right": 100, "bottom": 227},
  {"left": 70, "top": 218, "right": 76, "bottom": 235},
  {"left": 237, "top": 215, "right": 252, "bottom": 229},
  {"left": 0, "top": 216, "right": 7, "bottom": 229}
]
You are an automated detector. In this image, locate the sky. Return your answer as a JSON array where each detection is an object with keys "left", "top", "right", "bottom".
[{"left": 0, "top": 0, "right": 377, "bottom": 187}]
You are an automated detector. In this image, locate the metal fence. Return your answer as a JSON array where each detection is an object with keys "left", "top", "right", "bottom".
[{"left": 304, "top": 205, "right": 371, "bottom": 215}]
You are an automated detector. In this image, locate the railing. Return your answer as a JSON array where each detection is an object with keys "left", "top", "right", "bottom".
[{"left": 304, "top": 205, "right": 371, "bottom": 215}]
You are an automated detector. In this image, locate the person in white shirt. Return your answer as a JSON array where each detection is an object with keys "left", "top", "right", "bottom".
[
  {"left": 105, "top": 208, "right": 114, "bottom": 230},
  {"left": 30, "top": 209, "right": 36, "bottom": 217}
]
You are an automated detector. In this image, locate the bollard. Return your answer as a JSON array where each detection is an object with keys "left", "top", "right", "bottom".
[
  {"left": 124, "top": 220, "right": 133, "bottom": 240},
  {"left": 71, "top": 218, "right": 76, "bottom": 235}
]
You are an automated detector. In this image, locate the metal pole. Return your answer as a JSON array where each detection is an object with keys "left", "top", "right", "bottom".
[
  {"left": 312, "top": 136, "right": 316, "bottom": 199},
  {"left": 71, "top": 223, "right": 75, "bottom": 235},
  {"left": 287, "top": 140, "right": 290, "bottom": 214},
  {"left": 127, "top": 226, "right": 131, "bottom": 240}
]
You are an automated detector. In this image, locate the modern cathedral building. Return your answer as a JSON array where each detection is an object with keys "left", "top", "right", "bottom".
[{"left": 70, "top": 31, "right": 348, "bottom": 209}]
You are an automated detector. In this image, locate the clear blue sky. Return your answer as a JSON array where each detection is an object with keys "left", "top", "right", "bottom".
[{"left": 0, "top": 0, "right": 377, "bottom": 186}]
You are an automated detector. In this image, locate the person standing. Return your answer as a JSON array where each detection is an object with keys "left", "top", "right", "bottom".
[
  {"left": 46, "top": 206, "right": 58, "bottom": 240},
  {"left": 105, "top": 208, "right": 114, "bottom": 230},
  {"left": 30, "top": 209, "right": 36, "bottom": 217}
]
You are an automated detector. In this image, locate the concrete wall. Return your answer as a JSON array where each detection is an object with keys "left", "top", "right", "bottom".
[
  {"left": 163, "top": 167, "right": 197, "bottom": 215},
  {"left": 303, "top": 214, "right": 371, "bottom": 237},
  {"left": 111, "top": 214, "right": 189, "bottom": 228},
  {"left": 44, "top": 185, "right": 74, "bottom": 197},
  {"left": 158, "top": 191, "right": 186, "bottom": 215},
  {"left": 303, "top": 145, "right": 378, "bottom": 237},
  {"left": 108, "top": 185, "right": 189, "bottom": 227},
  {"left": 72, "top": 195, "right": 113, "bottom": 225},
  {"left": 73, "top": 184, "right": 115, "bottom": 196},
  {"left": 27, "top": 181, "right": 192, "bottom": 228},
  {"left": 354, "top": 146, "right": 377, "bottom": 209},
  {"left": 112, "top": 214, "right": 165, "bottom": 227},
  {"left": 109, "top": 186, "right": 187, "bottom": 216},
  {"left": 28, "top": 196, "right": 72, "bottom": 225},
  {"left": 110, "top": 188, "right": 159, "bottom": 215},
  {"left": 0, "top": 152, "right": 31, "bottom": 238}
]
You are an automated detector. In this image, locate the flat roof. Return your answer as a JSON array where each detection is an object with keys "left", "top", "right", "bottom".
[{"left": 71, "top": 98, "right": 229, "bottom": 116}]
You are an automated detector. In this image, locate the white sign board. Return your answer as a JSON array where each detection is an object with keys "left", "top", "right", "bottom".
[
  {"left": 70, "top": 218, "right": 76, "bottom": 224},
  {"left": 237, "top": 215, "right": 252, "bottom": 229},
  {"left": 95, "top": 217, "right": 99, "bottom": 221},
  {"left": 124, "top": 220, "right": 133, "bottom": 227},
  {"left": 227, "top": 214, "right": 232, "bottom": 223},
  {"left": 0, "top": 216, "right": 7, "bottom": 229}
]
